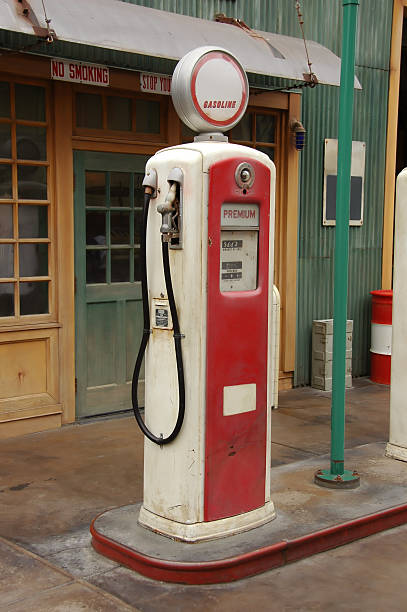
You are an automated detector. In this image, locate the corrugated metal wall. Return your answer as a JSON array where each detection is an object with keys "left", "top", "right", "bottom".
[
  {"left": 122, "top": 0, "right": 394, "bottom": 384},
  {"left": 294, "top": 2, "right": 393, "bottom": 384}
]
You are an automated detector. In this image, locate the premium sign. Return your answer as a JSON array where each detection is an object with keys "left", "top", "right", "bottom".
[
  {"left": 140, "top": 72, "right": 171, "bottom": 95},
  {"left": 50, "top": 59, "right": 109, "bottom": 86},
  {"left": 221, "top": 204, "right": 259, "bottom": 227}
]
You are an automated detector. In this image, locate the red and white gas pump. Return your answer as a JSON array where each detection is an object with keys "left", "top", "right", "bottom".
[{"left": 131, "top": 46, "right": 276, "bottom": 541}]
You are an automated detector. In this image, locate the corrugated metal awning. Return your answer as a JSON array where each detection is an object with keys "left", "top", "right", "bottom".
[{"left": 0, "top": 0, "right": 361, "bottom": 89}]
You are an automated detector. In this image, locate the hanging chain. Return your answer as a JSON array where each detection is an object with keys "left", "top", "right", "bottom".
[
  {"left": 254, "top": 1, "right": 318, "bottom": 94},
  {"left": 41, "top": 0, "right": 54, "bottom": 43},
  {"left": 295, "top": 1, "right": 318, "bottom": 87},
  {"left": 0, "top": 0, "right": 54, "bottom": 56}
]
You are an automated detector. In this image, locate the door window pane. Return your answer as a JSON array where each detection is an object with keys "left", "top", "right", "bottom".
[
  {"left": 107, "top": 97, "right": 132, "bottom": 131},
  {"left": 0, "top": 164, "right": 12, "bottom": 198},
  {"left": 135, "top": 99, "right": 160, "bottom": 133},
  {"left": 256, "top": 114, "right": 276, "bottom": 143},
  {"left": 19, "top": 205, "right": 48, "bottom": 238},
  {"left": 0, "top": 283, "right": 14, "bottom": 316},
  {"left": 134, "top": 173, "right": 144, "bottom": 207},
  {"left": 0, "top": 244, "right": 13, "bottom": 277},
  {"left": 76, "top": 93, "right": 103, "bottom": 128},
  {"left": 256, "top": 145, "right": 275, "bottom": 162},
  {"left": 181, "top": 122, "right": 196, "bottom": 142},
  {"left": 18, "top": 165, "right": 47, "bottom": 199},
  {"left": 20, "top": 281, "right": 48, "bottom": 314},
  {"left": 87, "top": 250, "right": 107, "bottom": 284},
  {"left": 231, "top": 114, "right": 252, "bottom": 141},
  {"left": 0, "top": 124, "right": 11, "bottom": 158},
  {"left": 19, "top": 243, "right": 48, "bottom": 277},
  {"left": 0, "top": 205, "right": 13, "bottom": 238},
  {"left": 86, "top": 211, "right": 106, "bottom": 245},
  {"left": 15, "top": 84, "right": 45, "bottom": 122},
  {"left": 111, "top": 211, "right": 130, "bottom": 245},
  {"left": 110, "top": 172, "right": 130, "bottom": 207},
  {"left": 16, "top": 125, "right": 47, "bottom": 161},
  {"left": 0, "top": 82, "right": 10, "bottom": 117},
  {"left": 134, "top": 208, "right": 143, "bottom": 245},
  {"left": 111, "top": 249, "right": 130, "bottom": 282},
  {"left": 86, "top": 171, "right": 106, "bottom": 207},
  {"left": 134, "top": 248, "right": 141, "bottom": 281}
]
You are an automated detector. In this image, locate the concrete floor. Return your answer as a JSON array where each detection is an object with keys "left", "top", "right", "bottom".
[{"left": 2, "top": 378, "right": 406, "bottom": 611}]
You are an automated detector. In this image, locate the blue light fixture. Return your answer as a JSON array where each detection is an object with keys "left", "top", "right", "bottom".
[{"left": 290, "top": 119, "right": 306, "bottom": 151}]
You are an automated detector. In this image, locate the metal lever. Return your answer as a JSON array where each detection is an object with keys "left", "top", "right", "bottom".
[{"left": 157, "top": 182, "right": 178, "bottom": 241}]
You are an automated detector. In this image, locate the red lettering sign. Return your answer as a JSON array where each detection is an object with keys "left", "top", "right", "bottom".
[
  {"left": 222, "top": 206, "right": 258, "bottom": 225},
  {"left": 51, "top": 60, "right": 65, "bottom": 78},
  {"left": 51, "top": 59, "right": 109, "bottom": 86},
  {"left": 140, "top": 72, "right": 172, "bottom": 96}
]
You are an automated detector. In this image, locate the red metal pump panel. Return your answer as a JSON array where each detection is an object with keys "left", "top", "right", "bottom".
[{"left": 204, "top": 156, "right": 271, "bottom": 522}]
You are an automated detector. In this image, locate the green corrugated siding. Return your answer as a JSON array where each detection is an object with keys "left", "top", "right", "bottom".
[
  {"left": 294, "top": 4, "right": 392, "bottom": 384},
  {"left": 122, "top": 0, "right": 394, "bottom": 384},
  {"left": 296, "top": 66, "right": 389, "bottom": 384}
]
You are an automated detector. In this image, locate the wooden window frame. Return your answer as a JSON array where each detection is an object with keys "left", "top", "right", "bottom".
[
  {"left": 229, "top": 109, "right": 280, "bottom": 158},
  {"left": 72, "top": 85, "right": 168, "bottom": 144},
  {"left": 0, "top": 76, "right": 55, "bottom": 326},
  {"left": 229, "top": 107, "right": 283, "bottom": 282}
]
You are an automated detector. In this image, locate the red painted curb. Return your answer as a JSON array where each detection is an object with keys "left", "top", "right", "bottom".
[{"left": 90, "top": 503, "right": 407, "bottom": 584}]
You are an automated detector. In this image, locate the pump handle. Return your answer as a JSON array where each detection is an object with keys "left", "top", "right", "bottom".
[{"left": 131, "top": 188, "right": 185, "bottom": 445}]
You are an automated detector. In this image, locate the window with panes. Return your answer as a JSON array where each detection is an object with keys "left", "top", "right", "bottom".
[
  {"left": 229, "top": 109, "right": 283, "bottom": 287},
  {"left": 181, "top": 108, "right": 280, "bottom": 162},
  {"left": 73, "top": 88, "right": 165, "bottom": 286},
  {"left": 74, "top": 88, "right": 165, "bottom": 140},
  {"left": 85, "top": 168, "right": 147, "bottom": 284},
  {"left": 0, "top": 80, "right": 52, "bottom": 319},
  {"left": 229, "top": 110, "right": 279, "bottom": 162}
]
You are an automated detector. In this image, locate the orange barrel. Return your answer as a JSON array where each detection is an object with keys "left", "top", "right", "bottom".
[{"left": 370, "top": 290, "right": 393, "bottom": 384}]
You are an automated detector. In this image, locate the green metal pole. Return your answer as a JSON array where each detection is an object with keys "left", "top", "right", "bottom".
[{"left": 315, "top": 0, "right": 360, "bottom": 489}]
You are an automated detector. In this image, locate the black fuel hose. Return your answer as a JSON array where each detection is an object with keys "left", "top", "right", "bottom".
[{"left": 131, "top": 190, "right": 185, "bottom": 444}]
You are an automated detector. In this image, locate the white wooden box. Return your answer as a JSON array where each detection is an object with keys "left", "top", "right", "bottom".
[{"left": 311, "top": 319, "right": 353, "bottom": 391}]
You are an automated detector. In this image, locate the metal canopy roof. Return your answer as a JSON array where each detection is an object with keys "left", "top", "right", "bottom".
[{"left": 0, "top": 0, "right": 361, "bottom": 88}]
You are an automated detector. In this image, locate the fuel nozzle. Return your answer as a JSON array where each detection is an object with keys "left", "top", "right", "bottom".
[
  {"left": 142, "top": 168, "right": 157, "bottom": 197},
  {"left": 157, "top": 182, "right": 179, "bottom": 241}
]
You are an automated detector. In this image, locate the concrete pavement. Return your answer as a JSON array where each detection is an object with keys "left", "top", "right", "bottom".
[{"left": 2, "top": 377, "right": 406, "bottom": 610}]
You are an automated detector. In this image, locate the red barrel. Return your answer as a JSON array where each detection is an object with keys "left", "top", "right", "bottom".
[{"left": 370, "top": 290, "right": 392, "bottom": 384}]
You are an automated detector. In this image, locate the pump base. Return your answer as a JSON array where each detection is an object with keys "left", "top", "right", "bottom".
[
  {"left": 386, "top": 442, "right": 407, "bottom": 462},
  {"left": 138, "top": 501, "right": 276, "bottom": 542},
  {"left": 314, "top": 468, "right": 360, "bottom": 489},
  {"left": 91, "top": 499, "right": 407, "bottom": 585}
]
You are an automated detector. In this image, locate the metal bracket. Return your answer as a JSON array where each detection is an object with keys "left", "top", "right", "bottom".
[{"left": 15, "top": 0, "right": 57, "bottom": 42}]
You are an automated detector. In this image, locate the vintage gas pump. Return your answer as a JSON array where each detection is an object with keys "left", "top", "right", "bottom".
[{"left": 132, "top": 46, "right": 276, "bottom": 541}]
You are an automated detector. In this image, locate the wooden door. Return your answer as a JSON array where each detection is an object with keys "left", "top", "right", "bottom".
[{"left": 74, "top": 151, "right": 149, "bottom": 417}]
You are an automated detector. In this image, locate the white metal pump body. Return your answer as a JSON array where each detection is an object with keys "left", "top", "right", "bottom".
[
  {"left": 139, "top": 141, "right": 276, "bottom": 541},
  {"left": 387, "top": 168, "right": 407, "bottom": 462}
]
